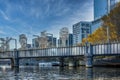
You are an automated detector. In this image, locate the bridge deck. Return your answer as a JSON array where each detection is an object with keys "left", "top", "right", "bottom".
[{"left": 0, "top": 43, "right": 120, "bottom": 58}]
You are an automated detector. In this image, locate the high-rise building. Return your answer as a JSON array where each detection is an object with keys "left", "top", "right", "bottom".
[
  {"left": 47, "top": 36, "right": 57, "bottom": 47},
  {"left": 58, "top": 34, "right": 73, "bottom": 47},
  {"left": 32, "top": 38, "right": 39, "bottom": 48},
  {"left": 59, "top": 27, "right": 69, "bottom": 47},
  {"left": 92, "top": 0, "right": 120, "bottom": 33},
  {"left": 19, "top": 34, "right": 27, "bottom": 49},
  {"left": 94, "top": 0, "right": 117, "bottom": 20},
  {"left": 69, "top": 34, "right": 73, "bottom": 46},
  {"left": 73, "top": 21, "right": 91, "bottom": 45}
]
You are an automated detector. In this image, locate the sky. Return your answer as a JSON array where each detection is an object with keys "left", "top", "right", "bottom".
[{"left": 0, "top": 0, "right": 93, "bottom": 47}]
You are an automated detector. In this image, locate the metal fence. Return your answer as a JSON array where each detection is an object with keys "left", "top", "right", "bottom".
[
  {"left": 18, "top": 46, "right": 86, "bottom": 57},
  {"left": 0, "top": 42, "right": 120, "bottom": 58}
]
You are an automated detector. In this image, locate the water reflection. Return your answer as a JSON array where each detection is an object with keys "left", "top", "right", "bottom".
[{"left": 0, "top": 66, "right": 120, "bottom": 80}]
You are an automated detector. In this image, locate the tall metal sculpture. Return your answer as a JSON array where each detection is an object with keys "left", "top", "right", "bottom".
[
  {"left": 0, "top": 37, "right": 12, "bottom": 51},
  {"left": 19, "top": 34, "right": 27, "bottom": 49}
]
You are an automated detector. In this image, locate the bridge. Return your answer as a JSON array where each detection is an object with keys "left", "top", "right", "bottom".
[{"left": 0, "top": 42, "right": 120, "bottom": 68}]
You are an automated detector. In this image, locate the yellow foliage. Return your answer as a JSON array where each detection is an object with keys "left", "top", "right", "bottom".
[{"left": 82, "top": 2, "right": 120, "bottom": 44}]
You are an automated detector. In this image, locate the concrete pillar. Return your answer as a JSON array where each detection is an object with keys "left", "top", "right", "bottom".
[
  {"left": 59, "top": 57, "right": 64, "bottom": 67},
  {"left": 73, "top": 58, "right": 78, "bottom": 67},
  {"left": 85, "top": 56, "right": 93, "bottom": 68},
  {"left": 85, "top": 43, "right": 93, "bottom": 68},
  {"left": 68, "top": 58, "right": 78, "bottom": 67},
  {"left": 14, "top": 49, "right": 19, "bottom": 68},
  {"left": 11, "top": 58, "right": 14, "bottom": 68}
]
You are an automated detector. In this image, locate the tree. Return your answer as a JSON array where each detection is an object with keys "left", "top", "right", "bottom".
[{"left": 82, "top": 2, "right": 120, "bottom": 44}]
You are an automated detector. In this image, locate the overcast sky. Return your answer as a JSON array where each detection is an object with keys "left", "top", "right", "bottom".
[{"left": 0, "top": 0, "right": 93, "bottom": 46}]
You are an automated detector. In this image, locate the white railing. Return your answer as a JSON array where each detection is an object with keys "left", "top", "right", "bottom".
[{"left": 0, "top": 42, "right": 120, "bottom": 58}]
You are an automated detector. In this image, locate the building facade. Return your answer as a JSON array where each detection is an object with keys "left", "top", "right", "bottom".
[
  {"left": 58, "top": 27, "right": 69, "bottom": 47},
  {"left": 73, "top": 21, "right": 91, "bottom": 45},
  {"left": 69, "top": 34, "right": 73, "bottom": 46},
  {"left": 32, "top": 38, "right": 39, "bottom": 48},
  {"left": 47, "top": 36, "right": 57, "bottom": 47},
  {"left": 19, "top": 34, "right": 27, "bottom": 49},
  {"left": 58, "top": 33, "right": 73, "bottom": 47},
  {"left": 92, "top": 0, "right": 120, "bottom": 33},
  {"left": 94, "top": 0, "right": 117, "bottom": 20}
]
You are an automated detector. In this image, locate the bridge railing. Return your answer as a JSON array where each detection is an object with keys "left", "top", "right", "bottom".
[
  {"left": 0, "top": 51, "right": 14, "bottom": 58},
  {"left": 0, "top": 42, "right": 120, "bottom": 58},
  {"left": 93, "top": 42, "right": 120, "bottom": 55},
  {"left": 18, "top": 46, "right": 86, "bottom": 57}
]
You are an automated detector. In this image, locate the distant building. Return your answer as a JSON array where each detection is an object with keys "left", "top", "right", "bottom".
[
  {"left": 58, "top": 27, "right": 69, "bottom": 47},
  {"left": 68, "top": 34, "right": 73, "bottom": 46},
  {"left": 32, "top": 31, "right": 55, "bottom": 48},
  {"left": 91, "top": 19, "right": 102, "bottom": 33},
  {"left": 58, "top": 39, "right": 61, "bottom": 47},
  {"left": 19, "top": 34, "right": 27, "bottom": 49},
  {"left": 47, "top": 36, "right": 57, "bottom": 47},
  {"left": 26, "top": 44, "right": 32, "bottom": 49},
  {"left": 94, "top": 0, "right": 117, "bottom": 20},
  {"left": 73, "top": 21, "right": 91, "bottom": 45},
  {"left": 58, "top": 33, "right": 73, "bottom": 47},
  {"left": 92, "top": 0, "right": 120, "bottom": 33},
  {"left": 32, "top": 38, "right": 39, "bottom": 48}
]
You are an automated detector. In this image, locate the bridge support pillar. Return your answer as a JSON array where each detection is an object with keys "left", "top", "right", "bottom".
[
  {"left": 59, "top": 57, "right": 64, "bottom": 67},
  {"left": 85, "top": 56, "right": 93, "bottom": 68},
  {"left": 11, "top": 58, "right": 14, "bottom": 68},
  {"left": 13, "top": 49, "right": 19, "bottom": 69},
  {"left": 85, "top": 43, "right": 93, "bottom": 68},
  {"left": 73, "top": 58, "right": 79, "bottom": 67}
]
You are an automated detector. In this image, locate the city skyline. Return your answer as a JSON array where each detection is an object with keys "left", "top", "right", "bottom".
[{"left": 0, "top": 0, "right": 93, "bottom": 41}]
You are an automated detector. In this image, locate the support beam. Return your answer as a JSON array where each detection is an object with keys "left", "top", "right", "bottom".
[
  {"left": 85, "top": 43, "right": 93, "bottom": 68},
  {"left": 14, "top": 49, "right": 19, "bottom": 69},
  {"left": 85, "top": 56, "right": 93, "bottom": 68},
  {"left": 11, "top": 58, "right": 14, "bottom": 68},
  {"left": 73, "top": 57, "right": 79, "bottom": 67},
  {"left": 59, "top": 57, "right": 64, "bottom": 67}
]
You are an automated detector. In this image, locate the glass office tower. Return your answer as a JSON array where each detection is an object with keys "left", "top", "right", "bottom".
[
  {"left": 92, "top": 0, "right": 118, "bottom": 33},
  {"left": 94, "top": 0, "right": 117, "bottom": 20}
]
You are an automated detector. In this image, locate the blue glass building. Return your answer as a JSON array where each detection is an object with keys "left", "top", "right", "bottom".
[
  {"left": 69, "top": 34, "right": 73, "bottom": 46},
  {"left": 92, "top": 0, "right": 119, "bottom": 33},
  {"left": 32, "top": 38, "right": 39, "bottom": 48},
  {"left": 58, "top": 34, "right": 73, "bottom": 47},
  {"left": 94, "top": 0, "right": 116, "bottom": 20},
  {"left": 73, "top": 21, "right": 91, "bottom": 45},
  {"left": 47, "top": 36, "right": 57, "bottom": 47}
]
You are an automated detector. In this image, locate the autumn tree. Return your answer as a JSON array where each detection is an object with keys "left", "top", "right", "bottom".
[{"left": 82, "top": 2, "right": 120, "bottom": 44}]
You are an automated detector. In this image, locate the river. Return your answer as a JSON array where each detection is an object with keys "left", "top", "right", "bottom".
[{"left": 0, "top": 66, "right": 120, "bottom": 80}]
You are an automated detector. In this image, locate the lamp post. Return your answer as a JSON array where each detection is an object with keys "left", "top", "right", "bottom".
[{"left": 107, "top": 26, "right": 110, "bottom": 43}]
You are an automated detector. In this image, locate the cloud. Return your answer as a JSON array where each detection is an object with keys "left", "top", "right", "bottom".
[
  {"left": 46, "top": 1, "right": 93, "bottom": 39},
  {"left": 6, "top": 26, "right": 20, "bottom": 34},
  {"left": 0, "top": 9, "right": 10, "bottom": 20},
  {"left": 0, "top": 30, "right": 6, "bottom": 34},
  {"left": 0, "top": 0, "right": 94, "bottom": 45}
]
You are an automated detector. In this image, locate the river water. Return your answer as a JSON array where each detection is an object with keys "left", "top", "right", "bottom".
[{"left": 0, "top": 66, "right": 120, "bottom": 80}]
